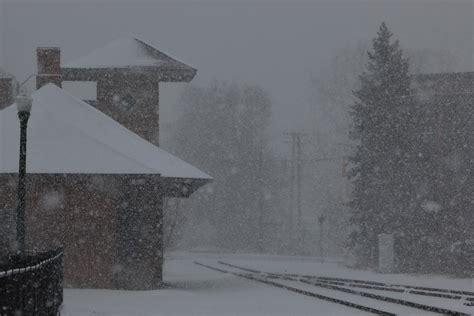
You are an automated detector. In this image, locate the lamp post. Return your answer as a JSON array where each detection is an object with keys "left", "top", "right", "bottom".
[{"left": 15, "top": 92, "right": 32, "bottom": 255}]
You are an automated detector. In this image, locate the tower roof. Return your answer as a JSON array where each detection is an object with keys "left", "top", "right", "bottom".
[
  {"left": 0, "top": 84, "right": 211, "bottom": 194},
  {"left": 62, "top": 37, "right": 196, "bottom": 82}
]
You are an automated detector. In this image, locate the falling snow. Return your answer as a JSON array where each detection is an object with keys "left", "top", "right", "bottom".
[{"left": 0, "top": 1, "right": 473, "bottom": 315}]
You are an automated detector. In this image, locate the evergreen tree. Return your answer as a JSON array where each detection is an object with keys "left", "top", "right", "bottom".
[{"left": 348, "top": 23, "right": 415, "bottom": 267}]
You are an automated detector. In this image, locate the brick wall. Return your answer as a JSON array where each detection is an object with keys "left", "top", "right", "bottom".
[
  {"left": 36, "top": 47, "right": 62, "bottom": 89},
  {"left": 96, "top": 71, "right": 160, "bottom": 145},
  {"left": 0, "top": 173, "right": 164, "bottom": 289}
]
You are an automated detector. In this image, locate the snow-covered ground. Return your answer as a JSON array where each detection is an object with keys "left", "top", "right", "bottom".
[{"left": 63, "top": 252, "right": 474, "bottom": 316}]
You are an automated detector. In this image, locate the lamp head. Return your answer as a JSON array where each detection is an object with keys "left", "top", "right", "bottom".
[{"left": 15, "top": 93, "right": 33, "bottom": 113}]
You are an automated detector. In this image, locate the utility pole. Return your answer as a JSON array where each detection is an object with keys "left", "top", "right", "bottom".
[
  {"left": 258, "top": 147, "right": 265, "bottom": 253},
  {"left": 295, "top": 133, "right": 303, "bottom": 252},
  {"left": 284, "top": 131, "right": 306, "bottom": 254},
  {"left": 284, "top": 134, "right": 294, "bottom": 251}
]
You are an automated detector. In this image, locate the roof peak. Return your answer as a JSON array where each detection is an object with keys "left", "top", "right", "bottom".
[{"left": 63, "top": 35, "right": 194, "bottom": 71}]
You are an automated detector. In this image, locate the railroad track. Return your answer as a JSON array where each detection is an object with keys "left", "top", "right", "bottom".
[
  {"left": 195, "top": 261, "right": 396, "bottom": 315},
  {"left": 195, "top": 261, "right": 471, "bottom": 315},
  {"left": 218, "top": 261, "right": 474, "bottom": 305}
]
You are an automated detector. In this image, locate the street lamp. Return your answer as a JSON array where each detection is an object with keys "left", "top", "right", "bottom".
[{"left": 15, "top": 92, "right": 32, "bottom": 254}]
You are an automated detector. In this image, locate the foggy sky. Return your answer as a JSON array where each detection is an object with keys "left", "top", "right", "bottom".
[{"left": 0, "top": 0, "right": 472, "bottom": 150}]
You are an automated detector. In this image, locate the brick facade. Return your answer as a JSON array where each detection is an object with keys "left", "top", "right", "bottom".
[
  {"left": 0, "top": 41, "right": 203, "bottom": 289},
  {"left": 96, "top": 71, "right": 160, "bottom": 145},
  {"left": 36, "top": 47, "right": 62, "bottom": 89},
  {"left": 0, "top": 174, "right": 163, "bottom": 289}
]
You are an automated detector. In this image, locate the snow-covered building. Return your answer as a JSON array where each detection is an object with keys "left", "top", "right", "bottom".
[
  {"left": 40, "top": 37, "right": 197, "bottom": 145},
  {"left": 0, "top": 38, "right": 210, "bottom": 289}
]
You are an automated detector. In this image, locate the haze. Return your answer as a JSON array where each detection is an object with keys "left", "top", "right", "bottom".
[{"left": 0, "top": 0, "right": 472, "bottom": 150}]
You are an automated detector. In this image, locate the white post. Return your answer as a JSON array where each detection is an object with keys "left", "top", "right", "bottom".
[{"left": 378, "top": 233, "right": 394, "bottom": 273}]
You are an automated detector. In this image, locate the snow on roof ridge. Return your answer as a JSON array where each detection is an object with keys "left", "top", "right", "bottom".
[
  {"left": 63, "top": 35, "right": 194, "bottom": 70},
  {"left": 131, "top": 35, "right": 195, "bottom": 69}
]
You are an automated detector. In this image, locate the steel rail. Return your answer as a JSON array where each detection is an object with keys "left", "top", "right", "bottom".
[
  {"left": 218, "top": 261, "right": 474, "bottom": 297},
  {"left": 195, "top": 261, "right": 395, "bottom": 316},
  {"left": 217, "top": 261, "right": 470, "bottom": 316}
]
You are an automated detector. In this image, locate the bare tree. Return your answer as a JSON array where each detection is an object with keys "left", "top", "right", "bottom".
[{"left": 163, "top": 197, "right": 185, "bottom": 252}]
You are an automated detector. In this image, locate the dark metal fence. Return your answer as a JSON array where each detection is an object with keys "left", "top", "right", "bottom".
[{"left": 0, "top": 247, "right": 64, "bottom": 316}]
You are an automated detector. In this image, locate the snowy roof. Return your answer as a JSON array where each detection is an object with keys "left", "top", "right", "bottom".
[
  {"left": 0, "top": 84, "right": 211, "bottom": 182},
  {"left": 63, "top": 36, "right": 195, "bottom": 71}
]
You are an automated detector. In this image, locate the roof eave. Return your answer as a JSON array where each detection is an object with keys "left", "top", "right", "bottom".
[
  {"left": 61, "top": 66, "right": 197, "bottom": 82},
  {"left": 412, "top": 71, "right": 474, "bottom": 82},
  {"left": 161, "top": 177, "right": 212, "bottom": 198}
]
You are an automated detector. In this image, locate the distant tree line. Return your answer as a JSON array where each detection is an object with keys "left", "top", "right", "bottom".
[
  {"left": 164, "top": 23, "right": 473, "bottom": 277},
  {"left": 166, "top": 80, "right": 290, "bottom": 252}
]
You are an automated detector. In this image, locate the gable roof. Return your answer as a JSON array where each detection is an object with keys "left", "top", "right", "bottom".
[
  {"left": 0, "top": 84, "right": 211, "bottom": 183},
  {"left": 63, "top": 36, "right": 195, "bottom": 71}
]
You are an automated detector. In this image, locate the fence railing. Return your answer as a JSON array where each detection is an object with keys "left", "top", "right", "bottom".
[{"left": 0, "top": 247, "right": 64, "bottom": 315}]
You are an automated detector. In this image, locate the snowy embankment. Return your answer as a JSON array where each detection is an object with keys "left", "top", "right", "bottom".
[{"left": 63, "top": 252, "right": 473, "bottom": 316}]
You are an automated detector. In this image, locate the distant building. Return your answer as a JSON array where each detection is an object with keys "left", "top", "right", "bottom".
[
  {"left": 413, "top": 71, "right": 474, "bottom": 97},
  {"left": 0, "top": 37, "right": 211, "bottom": 290},
  {"left": 412, "top": 71, "right": 473, "bottom": 155},
  {"left": 410, "top": 71, "right": 473, "bottom": 247}
]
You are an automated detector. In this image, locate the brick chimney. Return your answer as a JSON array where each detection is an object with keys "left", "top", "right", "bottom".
[
  {"left": 0, "top": 70, "right": 13, "bottom": 110},
  {"left": 36, "top": 47, "right": 62, "bottom": 89}
]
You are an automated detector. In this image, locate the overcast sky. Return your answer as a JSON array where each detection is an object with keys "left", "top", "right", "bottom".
[{"left": 0, "top": 0, "right": 472, "bottom": 148}]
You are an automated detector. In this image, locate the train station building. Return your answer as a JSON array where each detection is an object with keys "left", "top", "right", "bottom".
[{"left": 0, "top": 37, "right": 211, "bottom": 289}]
